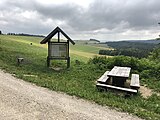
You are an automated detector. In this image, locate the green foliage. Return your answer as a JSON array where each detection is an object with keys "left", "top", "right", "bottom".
[
  {"left": 99, "top": 41, "right": 159, "bottom": 58},
  {"left": 89, "top": 56, "right": 140, "bottom": 70},
  {"left": 149, "top": 47, "right": 160, "bottom": 61},
  {"left": 99, "top": 48, "right": 150, "bottom": 58},
  {"left": 106, "top": 41, "right": 156, "bottom": 50}
]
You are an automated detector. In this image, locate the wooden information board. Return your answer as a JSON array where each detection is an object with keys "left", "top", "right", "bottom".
[
  {"left": 49, "top": 43, "right": 68, "bottom": 58},
  {"left": 40, "top": 27, "right": 75, "bottom": 68}
]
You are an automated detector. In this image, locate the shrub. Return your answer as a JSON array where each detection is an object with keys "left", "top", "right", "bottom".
[
  {"left": 88, "top": 56, "right": 160, "bottom": 79},
  {"left": 89, "top": 56, "right": 141, "bottom": 70}
]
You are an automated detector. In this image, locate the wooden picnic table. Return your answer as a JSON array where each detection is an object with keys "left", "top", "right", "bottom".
[{"left": 107, "top": 66, "right": 131, "bottom": 87}]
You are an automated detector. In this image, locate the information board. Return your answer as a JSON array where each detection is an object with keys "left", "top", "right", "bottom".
[{"left": 49, "top": 43, "right": 68, "bottom": 58}]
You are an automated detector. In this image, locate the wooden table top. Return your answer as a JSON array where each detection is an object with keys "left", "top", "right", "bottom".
[{"left": 107, "top": 66, "right": 131, "bottom": 78}]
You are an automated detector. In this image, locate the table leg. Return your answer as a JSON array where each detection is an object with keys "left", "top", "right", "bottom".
[{"left": 112, "top": 77, "right": 126, "bottom": 87}]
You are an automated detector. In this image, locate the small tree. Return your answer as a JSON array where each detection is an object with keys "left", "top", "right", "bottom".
[{"left": 0, "top": 30, "right": 2, "bottom": 35}]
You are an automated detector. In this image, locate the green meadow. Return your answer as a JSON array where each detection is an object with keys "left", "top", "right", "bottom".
[
  {"left": 0, "top": 35, "right": 160, "bottom": 120},
  {"left": 0, "top": 35, "right": 107, "bottom": 61}
]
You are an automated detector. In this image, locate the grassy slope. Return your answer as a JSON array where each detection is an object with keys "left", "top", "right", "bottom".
[
  {"left": 1, "top": 35, "right": 108, "bottom": 62},
  {"left": 0, "top": 35, "right": 160, "bottom": 120}
]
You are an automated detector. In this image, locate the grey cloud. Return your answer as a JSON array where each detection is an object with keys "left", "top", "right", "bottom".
[
  {"left": 66, "top": 0, "right": 160, "bottom": 40},
  {"left": 0, "top": 0, "right": 160, "bottom": 40},
  {"left": 122, "top": 0, "right": 160, "bottom": 28},
  {"left": 66, "top": 0, "right": 160, "bottom": 32},
  {"left": 0, "top": 0, "right": 34, "bottom": 12},
  {"left": 0, "top": 0, "right": 53, "bottom": 34},
  {"left": 35, "top": 3, "right": 82, "bottom": 20}
]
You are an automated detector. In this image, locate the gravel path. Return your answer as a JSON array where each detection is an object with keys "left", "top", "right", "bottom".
[{"left": 0, "top": 70, "right": 142, "bottom": 120}]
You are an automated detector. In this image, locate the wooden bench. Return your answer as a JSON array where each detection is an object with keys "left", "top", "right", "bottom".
[
  {"left": 97, "top": 71, "right": 109, "bottom": 84},
  {"left": 96, "top": 83, "right": 137, "bottom": 94},
  {"left": 130, "top": 74, "right": 140, "bottom": 90}
]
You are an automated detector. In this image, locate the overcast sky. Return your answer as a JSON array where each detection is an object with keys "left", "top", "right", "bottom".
[{"left": 0, "top": 0, "right": 160, "bottom": 41}]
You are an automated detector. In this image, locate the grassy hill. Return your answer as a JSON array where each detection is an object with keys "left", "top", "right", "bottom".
[
  {"left": 0, "top": 35, "right": 109, "bottom": 62},
  {"left": 0, "top": 35, "right": 160, "bottom": 120}
]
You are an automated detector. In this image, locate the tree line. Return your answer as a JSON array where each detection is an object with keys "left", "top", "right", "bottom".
[
  {"left": 99, "top": 48, "right": 151, "bottom": 58},
  {"left": 99, "top": 41, "right": 158, "bottom": 58},
  {"left": 7, "top": 33, "right": 45, "bottom": 38},
  {"left": 0, "top": 30, "right": 44, "bottom": 37}
]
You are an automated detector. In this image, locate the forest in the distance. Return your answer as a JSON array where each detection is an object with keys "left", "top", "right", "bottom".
[{"left": 99, "top": 40, "right": 160, "bottom": 58}]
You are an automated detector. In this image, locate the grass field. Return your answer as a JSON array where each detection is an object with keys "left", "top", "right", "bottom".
[
  {"left": 0, "top": 35, "right": 160, "bottom": 120},
  {"left": 0, "top": 35, "right": 109, "bottom": 62}
]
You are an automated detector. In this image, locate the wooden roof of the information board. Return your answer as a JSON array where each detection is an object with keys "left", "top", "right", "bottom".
[{"left": 40, "top": 26, "right": 75, "bottom": 45}]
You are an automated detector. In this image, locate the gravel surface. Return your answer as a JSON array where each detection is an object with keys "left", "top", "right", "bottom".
[{"left": 0, "top": 70, "right": 142, "bottom": 120}]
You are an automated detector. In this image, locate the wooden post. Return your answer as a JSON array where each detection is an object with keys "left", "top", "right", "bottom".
[
  {"left": 67, "top": 40, "right": 70, "bottom": 68},
  {"left": 47, "top": 41, "right": 50, "bottom": 67},
  {"left": 47, "top": 56, "right": 50, "bottom": 67},
  {"left": 67, "top": 40, "right": 69, "bottom": 58},
  {"left": 58, "top": 31, "right": 60, "bottom": 42},
  {"left": 17, "top": 58, "right": 24, "bottom": 66},
  {"left": 67, "top": 57, "right": 70, "bottom": 68}
]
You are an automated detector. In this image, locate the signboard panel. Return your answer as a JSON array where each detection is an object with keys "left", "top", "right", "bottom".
[{"left": 49, "top": 43, "right": 68, "bottom": 58}]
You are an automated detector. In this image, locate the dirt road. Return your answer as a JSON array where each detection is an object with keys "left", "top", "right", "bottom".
[{"left": 0, "top": 70, "right": 142, "bottom": 120}]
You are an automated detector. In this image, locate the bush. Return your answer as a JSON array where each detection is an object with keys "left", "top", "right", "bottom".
[
  {"left": 88, "top": 56, "right": 109, "bottom": 70},
  {"left": 88, "top": 56, "right": 160, "bottom": 79},
  {"left": 89, "top": 56, "right": 141, "bottom": 70}
]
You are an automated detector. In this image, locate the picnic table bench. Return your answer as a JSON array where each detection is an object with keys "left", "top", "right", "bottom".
[
  {"left": 96, "top": 83, "right": 137, "bottom": 94},
  {"left": 130, "top": 74, "right": 140, "bottom": 90},
  {"left": 97, "top": 71, "right": 109, "bottom": 84}
]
